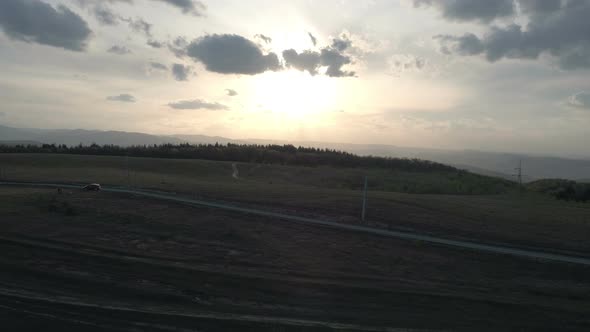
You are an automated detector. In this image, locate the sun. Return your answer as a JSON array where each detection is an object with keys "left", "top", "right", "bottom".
[{"left": 249, "top": 69, "right": 339, "bottom": 121}]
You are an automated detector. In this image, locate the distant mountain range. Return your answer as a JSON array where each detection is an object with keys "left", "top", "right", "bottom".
[
  {"left": 0, "top": 125, "right": 184, "bottom": 146},
  {"left": 1, "top": 124, "right": 589, "bottom": 181}
]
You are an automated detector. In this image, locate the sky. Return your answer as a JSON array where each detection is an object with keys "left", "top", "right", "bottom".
[{"left": 0, "top": 0, "right": 589, "bottom": 156}]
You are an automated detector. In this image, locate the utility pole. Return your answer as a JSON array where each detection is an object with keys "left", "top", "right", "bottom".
[
  {"left": 361, "top": 176, "right": 368, "bottom": 223},
  {"left": 125, "top": 154, "right": 130, "bottom": 189},
  {"left": 514, "top": 160, "right": 523, "bottom": 192}
]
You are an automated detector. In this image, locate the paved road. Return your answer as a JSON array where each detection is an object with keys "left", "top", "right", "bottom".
[{"left": 3, "top": 181, "right": 590, "bottom": 266}]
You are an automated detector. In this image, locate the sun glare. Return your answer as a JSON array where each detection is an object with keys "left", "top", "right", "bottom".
[{"left": 249, "top": 70, "right": 339, "bottom": 121}]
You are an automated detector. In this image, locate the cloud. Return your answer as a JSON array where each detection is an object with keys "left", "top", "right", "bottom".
[
  {"left": 80, "top": 1, "right": 158, "bottom": 39},
  {"left": 282, "top": 49, "right": 322, "bottom": 75},
  {"left": 107, "top": 94, "right": 136, "bottom": 102},
  {"left": 308, "top": 32, "right": 317, "bottom": 46},
  {"left": 518, "top": 0, "right": 562, "bottom": 15},
  {"left": 75, "top": 0, "right": 132, "bottom": 7},
  {"left": 225, "top": 89, "right": 238, "bottom": 96},
  {"left": 147, "top": 39, "right": 164, "bottom": 48},
  {"left": 282, "top": 36, "right": 356, "bottom": 77},
  {"left": 388, "top": 54, "right": 427, "bottom": 76},
  {"left": 320, "top": 48, "right": 355, "bottom": 77},
  {"left": 168, "top": 99, "right": 229, "bottom": 110},
  {"left": 255, "top": 34, "right": 272, "bottom": 44},
  {"left": 171, "top": 63, "right": 192, "bottom": 81},
  {"left": 0, "top": 0, "right": 92, "bottom": 51},
  {"left": 168, "top": 36, "right": 188, "bottom": 57},
  {"left": 92, "top": 4, "right": 119, "bottom": 25},
  {"left": 432, "top": 1, "right": 590, "bottom": 69},
  {"left": 78, "top": 0, "right": 205, "bottom": 16},
  {"left": 186, "top": 34, "right": 281, "bottom": 75},
  {"left": 121, "top": 17, "right": 152, "bottom": 37},
  {"left": 331, "top": 36, "right": 352, "bottom": 52},
  {"left": 153, "top": 0, "right": 206, "bottom": 16},
  {"left": 567, "top": 92, "right": 590, "bottom": 109},
  {"left": 414, "top": 0, "right": 515, "bottom": 23},
  {"left": 435, "top": 33, "right": 485, "bottom": 55},
  {"left": 107, "top": 45, "right": 131, "bottom": 55},
  {"left": 150, "top": 62, "right": 167, "bottom": 70}
]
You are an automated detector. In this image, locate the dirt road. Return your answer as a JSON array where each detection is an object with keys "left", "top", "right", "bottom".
[{"left": 2, "top": 181, "right": 589, "bottom": 266}]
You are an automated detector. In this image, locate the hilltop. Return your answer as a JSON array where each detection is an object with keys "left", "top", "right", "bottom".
[{"left": 1, "top": 124, "right": 589, "bottom": 181}]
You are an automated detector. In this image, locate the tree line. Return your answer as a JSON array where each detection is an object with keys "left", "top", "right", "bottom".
[
  {"left": 0, "top": 142, "right": 460, "bottom": 173},
  {"left": 527, "top": 179, "right": 590, "bottom": 202}
]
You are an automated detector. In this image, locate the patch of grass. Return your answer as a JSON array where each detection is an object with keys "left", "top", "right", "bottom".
[
  {"left": 36, "top": 194, "right": 79, "bottom": 216},
  {"left": 527, "top": 178, "right": 590, "bottom": 202},
  {"left": 0, "top": 153, "right": 513, "bottom": 195},
  {"left": 1, "top": 154, "right": 589, "bottom": 254}
]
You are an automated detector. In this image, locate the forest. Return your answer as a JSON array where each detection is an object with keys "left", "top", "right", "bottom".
[{"left": 0, "top": 142, "right": 460, "bottom": 173}]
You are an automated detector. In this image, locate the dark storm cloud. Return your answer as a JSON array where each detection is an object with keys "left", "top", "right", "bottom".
[
  {"left": 414, "top": 0, "right": 515, "bottom": 23},
  {"left": 107, "top": 45, "right": 131, "bottom": 55},
  {"left": 255, "top": 34, "right": 272, "bottom": 44},
  {"left": 171, "top": 63, "right": 192, "bottom": 81},
  {"left": 150, "top": 62, "right": 168, "bottom": 70},
  {"left": 153, "top": 0, "right": 206, "bottom": 16},
  {"left": 433, "top": 0, "right": 590, "bottom": 69},
  {"left": 225, "top": 89, "right": 238, "bottom": 96},
  {"left": 186, "top": 34, "right": 281, "bottom": 75},
  {"left": 168, "top": 99, "right": 229, "bottom": 110},
  {"left": 0, "top": 0, "right": 92, "bottom": 51},
  {"left": 282, "top": 36, "right": 355, "bottom": 77},
  {"left": 567, "top": 92, "right": 590, "bottom": 109},
  {"left": 107, "top": 94, "right": 136, "bottom": 102},
  {"left": 308, "top": 32, "right": 317, "bottom": 46}
]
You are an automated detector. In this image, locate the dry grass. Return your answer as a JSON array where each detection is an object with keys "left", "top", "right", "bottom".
[
  {"left": 1, "top": 153, "right": 590, "bottom": 254},
  {"left": 1, "top": 187, "right": 589, "bottom": 331}
]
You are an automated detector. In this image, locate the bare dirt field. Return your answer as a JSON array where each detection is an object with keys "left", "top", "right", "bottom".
[{"left": 1, "top": 187, "right": 589, "bottom": 331}]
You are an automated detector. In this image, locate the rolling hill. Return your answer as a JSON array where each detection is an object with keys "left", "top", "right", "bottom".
[{"left": 1, "top": 124, "right": 589, "bottom": 181}]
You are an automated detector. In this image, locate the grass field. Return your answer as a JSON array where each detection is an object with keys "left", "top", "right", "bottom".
[
  {"left": 0, "top": 153, "right": 514, "bottom": 194},
  {"left": 0, "top": 187, "right": 589, "bottom": 331},
  {"left": 1, "top": 153, "right": 590, "bottom": 255}
]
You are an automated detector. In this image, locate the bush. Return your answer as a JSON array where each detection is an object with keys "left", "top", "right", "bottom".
[{"left": 528, "top": 179, "right": 590, "bottom": 202}]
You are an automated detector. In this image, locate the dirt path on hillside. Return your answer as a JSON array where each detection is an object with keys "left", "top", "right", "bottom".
[{"left": 232, "top": 163, "right": 239, "bottom": 179}]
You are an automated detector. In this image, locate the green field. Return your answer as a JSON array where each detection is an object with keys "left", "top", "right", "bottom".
[
  {"left": 0, "top": 152, "right": 515, "bottom": 194},
  {"left": 1, "top": 153, "right": 590, "bottom": 255}
]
